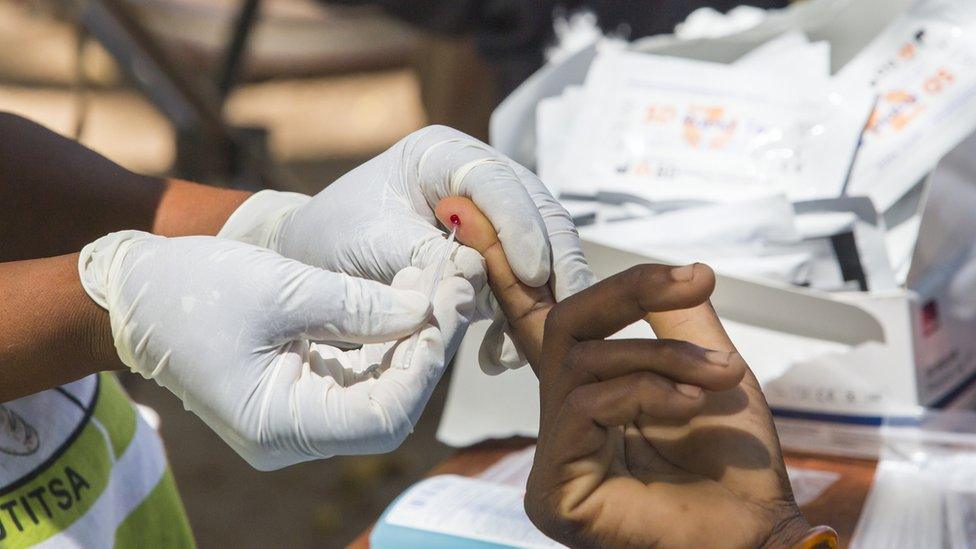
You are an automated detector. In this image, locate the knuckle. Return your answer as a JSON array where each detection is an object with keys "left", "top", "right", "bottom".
[
  {"left": 561, "top": 345, "right": 585, "bottom": 375},
  {"left": 523, "top": 495, "right": 574, "bottom": 542},
  {"left": 562, "top": 341, "right": 598, "bottom": 379},
  {"left": 618, "top": 265, "right": 648, "bottom": 297},
  {"left": 552, "top": 489, "right": 594, "bottom": 530},
  {"left": 563, "top": 387, "right": 592, "bottom": 417},
  {"left": 543, "top": 303, "right": 569, "bottom": 337},
  {"left": 623, "top": 264, "right": 672, "bottom": 308}
]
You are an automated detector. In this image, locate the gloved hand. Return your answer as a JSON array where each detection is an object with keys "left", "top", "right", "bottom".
[
  {"left": 79, "top": 231, "right": 475, "bottom": 470},
  {"left": 218, "top": 125, "right": 595, "bottom": 374}
]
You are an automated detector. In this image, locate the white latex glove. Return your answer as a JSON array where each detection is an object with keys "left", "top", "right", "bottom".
[
  {"left": 79, "top": 231, "right": 475, "bottom": 470},
  {"left": 219, "top": 125, "right": 595, "bottom": 374}
]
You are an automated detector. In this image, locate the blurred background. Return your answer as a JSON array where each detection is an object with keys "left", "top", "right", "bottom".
[{"left": 0, "top": 0, "right": 787, "bottom": 545}]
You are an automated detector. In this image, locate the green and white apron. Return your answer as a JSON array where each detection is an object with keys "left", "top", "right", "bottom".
[{"left": 0, "top": 373, "right": 194, "bottom": 548}]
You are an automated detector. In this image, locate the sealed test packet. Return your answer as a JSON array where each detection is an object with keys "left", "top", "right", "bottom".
[
  {"left": 735, "top": 31, "right": 832, "bottom": 80},
  {"left": 554, "top": 49, "right": 875, "bottom": 205},
  {"left": 842, "top": 0, "right": 976, "bottom": 212}
]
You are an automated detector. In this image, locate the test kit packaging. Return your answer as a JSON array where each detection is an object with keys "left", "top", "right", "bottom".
[
  {"left": 439, "top": 0, "right": 976, "bottom": 459},
  {"left": 577, "top": 167, "right": 976, "bottom": 459}
]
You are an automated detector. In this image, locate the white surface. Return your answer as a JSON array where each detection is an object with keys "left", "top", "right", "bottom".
[
  {"left": 438, "top": 321, "right": 541, "bottom": 447},
  {"left": 477, "top": 446, "right": 536, "bottom": 488}
]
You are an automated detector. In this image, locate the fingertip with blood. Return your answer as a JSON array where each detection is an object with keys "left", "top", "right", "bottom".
[
  {"left": 434, "top": 196, "right": 554, "bottom": 370},
  {"left": 434, "top": 197, "right": 499, "bottom": 254}
]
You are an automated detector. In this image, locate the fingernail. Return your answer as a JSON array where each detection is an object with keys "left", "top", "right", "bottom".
[
  {"left": 676, "top": 383, "right": 703, "bottom": 398},
  {"left": 671, "top": 264, "right": 696, "bottom": 282},
  {"left": 706, "top": 350, "right": 731, "bottom": 367}
]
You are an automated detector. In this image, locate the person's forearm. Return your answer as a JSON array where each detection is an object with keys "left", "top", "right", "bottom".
[
  {"left": 152, "top": 179, "right": 252, "bottom": 237},
  {"left": 0, "top": 112, "right": 250, "bottom": 261},
  {"left": 0, "top": 254, "right": 116, "bottom": 401}
]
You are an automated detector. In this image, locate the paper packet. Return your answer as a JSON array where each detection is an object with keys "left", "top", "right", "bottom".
[
  {"left": 842, "top": 0, "right": 976, "bottom": 212},
  {"left": 555, "top": 50, "right": 874, "bottom": 204}
]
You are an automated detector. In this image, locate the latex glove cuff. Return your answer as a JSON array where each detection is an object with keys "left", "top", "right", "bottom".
[
  {"left": 217, "top": 189, "right": 310, "bottom": 249},
  {"left": 78, "top": 230, "right": 143, "bottom": 310},
  {"left": 79, "top": 230, "right": 161, "bottom": 370}
]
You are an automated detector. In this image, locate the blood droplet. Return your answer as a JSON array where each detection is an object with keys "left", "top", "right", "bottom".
[{"left": 449, "top": 214, "right": 461, "bottom": 226}]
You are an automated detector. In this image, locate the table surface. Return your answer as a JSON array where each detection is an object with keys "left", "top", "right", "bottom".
[{"left": 348, "top": 438, "right": 877, "bottom": 548}]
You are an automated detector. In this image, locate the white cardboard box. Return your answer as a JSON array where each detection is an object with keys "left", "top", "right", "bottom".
[{"left": 437, "top": 0, "right": 976, "bottom": 458}]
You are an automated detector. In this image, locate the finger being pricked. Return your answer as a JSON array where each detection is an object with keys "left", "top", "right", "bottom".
[{"left": 434, "top": 196, "right": 554, "bottom": 370}]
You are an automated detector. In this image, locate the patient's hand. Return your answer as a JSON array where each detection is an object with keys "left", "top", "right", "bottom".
[{"left": 436, "top": 198, "right": 813, "bottom": 548}]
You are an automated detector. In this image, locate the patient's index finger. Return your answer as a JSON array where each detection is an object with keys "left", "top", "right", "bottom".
[
  {"left": 547, "top": 263, "right": 715, "bottom": 343},
  {"left": 435, "top": 197, "right": 554, "bottom": 368}
]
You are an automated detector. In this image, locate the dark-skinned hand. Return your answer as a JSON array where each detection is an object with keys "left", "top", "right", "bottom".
[{"left": 435, "top": 197, "right": 813, "bottom": 548}]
